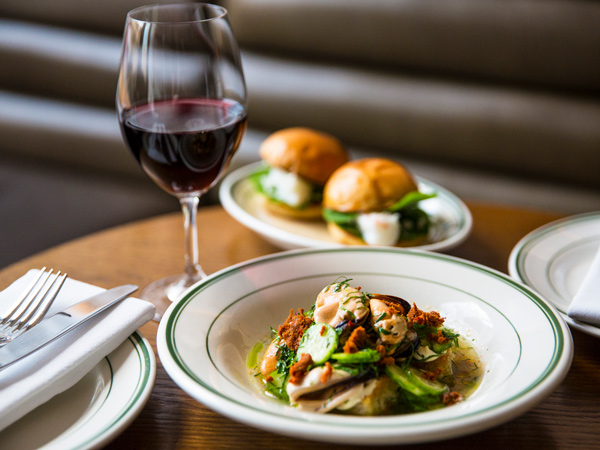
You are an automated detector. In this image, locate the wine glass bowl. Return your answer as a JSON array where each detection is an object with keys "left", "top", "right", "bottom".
[{"left": 116, "top": 3, "right": 247, "bottom": 320}]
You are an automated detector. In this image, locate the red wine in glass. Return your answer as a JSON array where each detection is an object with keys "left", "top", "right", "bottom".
[
  {"left": 116, "top": 3, "right": 247, "bottom": 320},
  {"left": 120, "top": 98, "right": 247, "bottom": 196}
]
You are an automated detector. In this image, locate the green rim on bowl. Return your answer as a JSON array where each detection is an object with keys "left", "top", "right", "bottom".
[{"left": 160, "top": 248, "right": 571, "bottom": 444}]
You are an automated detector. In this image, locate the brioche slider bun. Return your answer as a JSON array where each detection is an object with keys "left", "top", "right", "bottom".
[
  {"left": 324, "top": 158, "right": 418, "bottom": 213},
  {"left": 259, "top": 127, "right": 348, "bottom": 186},
  {"left": 256, "top": 127, "right": 348, "bottom": 220},
  {"left": 323, "top": 158, "right": 429, "bottom": 246}
]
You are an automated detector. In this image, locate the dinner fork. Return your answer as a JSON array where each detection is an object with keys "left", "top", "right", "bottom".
[{"left": 0, "top": 268, "right": 67, "bottom": 346}]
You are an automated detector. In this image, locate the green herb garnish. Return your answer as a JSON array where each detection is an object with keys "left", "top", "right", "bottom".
[{"left": 322, "top": 190, "right": 435, "bottom": 242}]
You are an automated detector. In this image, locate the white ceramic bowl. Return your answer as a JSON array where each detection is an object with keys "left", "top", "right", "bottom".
[{"left": 157, "top": 248, "right": 572, "bottom": 445}]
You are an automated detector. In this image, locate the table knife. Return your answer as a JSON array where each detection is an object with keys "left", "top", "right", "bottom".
[{"left": 0, "top": 284, "right": 138, "bottom": 371}]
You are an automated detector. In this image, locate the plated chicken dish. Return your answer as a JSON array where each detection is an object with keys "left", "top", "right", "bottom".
[{"left": 248, "top": 278, "right": 484, "bottom": 415}]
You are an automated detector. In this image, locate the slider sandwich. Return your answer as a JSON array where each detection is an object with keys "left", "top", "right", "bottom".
[
  {"left": 251, "top": 127, "right": 349, "bottom": 219},
  {"left": 322, "top": 158, "right": 435, "bottom": 246}
]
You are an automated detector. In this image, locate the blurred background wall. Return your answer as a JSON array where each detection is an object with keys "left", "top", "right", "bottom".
[{"left": 1, "top": 0, "right": 599, "bottom": 269}]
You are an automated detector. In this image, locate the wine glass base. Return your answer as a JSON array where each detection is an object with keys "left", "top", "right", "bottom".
[{"left": 140, "top": 272, "right": 206, "bottom": 321}]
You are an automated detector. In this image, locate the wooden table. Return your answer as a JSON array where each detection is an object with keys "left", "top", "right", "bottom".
[{"left": 1, "top": 203, "right": 598, "bottom": 449}]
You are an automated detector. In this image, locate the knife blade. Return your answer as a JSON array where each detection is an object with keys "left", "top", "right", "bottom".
[{"left": 0, "top": 284, "right": 138, "bottom": 371}]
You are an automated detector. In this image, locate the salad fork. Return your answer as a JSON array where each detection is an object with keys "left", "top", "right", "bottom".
[{"left": 0, "top": 268, "right": 67, "bottom": 346}]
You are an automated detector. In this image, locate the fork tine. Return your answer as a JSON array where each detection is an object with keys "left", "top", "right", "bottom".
[
  {"left": 0, "top": 268, "right": 68, "bottom": 346},
  {"left": 0, "top": 267, "right": 49, "bottom": 325},
  {"left": 12, "top": 271, "right": 64, "bottom": 331},
  {"left": 19, "top": 272, "right": 68, "bottom": 330},
  {"left": 6, "top": 269, "right": 54, "bottom": 327}
]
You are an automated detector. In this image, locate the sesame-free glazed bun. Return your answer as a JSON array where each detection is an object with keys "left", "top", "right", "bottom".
[
  {"left": 259, "top": 128, "right": 348, "bottom": 185},
  {"left": 323, "top": 158, "right": 418, "bottom": 213}
]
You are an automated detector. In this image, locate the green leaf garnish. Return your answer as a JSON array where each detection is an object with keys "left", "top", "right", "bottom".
[
  {"left": 387, "top": 191, "right": 436, "bottom": 212},
  {"left": 322, "top": 190, "right": 434, "bottom": 242},
  {"left": 322, "top": 208, "right": 358, "bottom": 225},
  {"left": 275, "top": 343, "right": 296, "bottom": 375}
]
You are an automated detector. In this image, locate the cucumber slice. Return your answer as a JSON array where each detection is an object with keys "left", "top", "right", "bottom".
[
  {"left": 407, "top": 368, "right": 449, "bottom": 396},
  {"left": 296, "top": 323, "right": 338, "bottom": 365},
  {"left": 385, "top": 364, "right": 427, "bottom": 397},
  {"left": 330, "top": 349, "right": 381, "bottom": 364},
  {"left": 385, "top": 364, "right": 449, "bottom": 399},
  {"left": 431, "top": 340, "right": 454, "bottom": 354}
]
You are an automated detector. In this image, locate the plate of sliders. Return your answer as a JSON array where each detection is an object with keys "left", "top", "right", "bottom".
[{"left": 219, "top": 128, "right": 472, "bottom": 252}]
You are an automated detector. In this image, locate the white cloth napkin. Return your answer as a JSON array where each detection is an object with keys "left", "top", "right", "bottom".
[
  {"left": 567, "top": 245, "right": 600, "bottom": 326},
  {"left": 0, "top": 270, "right": 155, "bottom": 431}
]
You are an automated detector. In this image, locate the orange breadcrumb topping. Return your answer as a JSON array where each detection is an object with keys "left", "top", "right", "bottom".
[
  {"left": 375, "top": 345, "right": 395, "bottom": 366},
  {"left": 421, "top": 368, "right": 442, "bottom": 381},
  {"left": 289, "top": 353, "right": 313, "bottom": 385},
  {"left": 379, "top": 356, "right": 395, "bottom": 366},
  {"left": 320, "top": 362, "right": 333, "bottom": 383},
  {"left": 442, "top": 391, "right": 463, "bottom": 406},
  {"left": 428, "top": 329, "right": 449, "bottom": 344},
  {"left": 407, "top": 303, "right": 445, "bottom": 328},
  {"left": 278, "top": 309, "right": 313, "bottom": 351},
  {"left": 343, "top": 326, "right": 367, "bottom": 354}
]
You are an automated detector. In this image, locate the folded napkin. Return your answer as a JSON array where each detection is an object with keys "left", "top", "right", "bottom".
[
  {"left": 0, "top": 270, "right": 155, "bottom": 431},
  {"left": 567, "top": 244, "right": 600, "bottom": 326}
]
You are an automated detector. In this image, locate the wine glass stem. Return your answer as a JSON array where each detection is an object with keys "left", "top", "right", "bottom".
[{"left": 180, "top": 196, "right": 206, "bottom": 281}]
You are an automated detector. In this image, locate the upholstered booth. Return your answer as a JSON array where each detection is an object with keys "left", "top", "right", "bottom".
[{"left": 1, "top": 0, "right": 599, "bottom": 268}]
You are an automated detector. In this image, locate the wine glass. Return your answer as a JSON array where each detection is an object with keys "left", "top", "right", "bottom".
[{"left": 116, "top": 3, "right": 247, "bottom": 320}]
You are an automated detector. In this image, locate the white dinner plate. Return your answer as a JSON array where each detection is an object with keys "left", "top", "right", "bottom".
[
  {"left": 509, "top": 212, "right": 600, "bottom": 338},
  {"left": 0, "top": 332, "right": 155, "bottom": 450},
  {"left": 157, "top": 248, "right": 572, "bottom": 445},
  {"left": 219, "top": 162, "right": 472, "bottom": 252}
]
